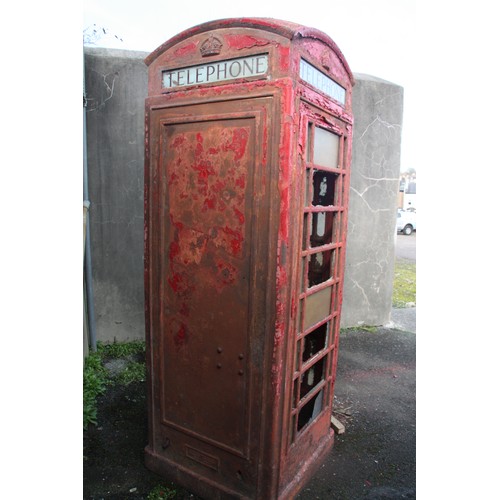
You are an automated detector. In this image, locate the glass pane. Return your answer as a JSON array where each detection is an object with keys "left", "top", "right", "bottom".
[
  {"left": 312, "top": 170, "right": 337, "bottom": 206},
  {"left": 304, "top": 286, "right": 332, "bottom": 331},
  {"left": 297, "top": 389, "right": 324, "bottom": 431},
  {"left": 310, "top": 211, "right": 334, "bottom": 247},
  {"left": 302, "top": 322, "right": 328, "bottom": 363},
  {"left": 308, "top": 250, "right": 333, "bottom": 287},
  {"left": 313, "top": 127, "right": 339, "bottom": 168}
]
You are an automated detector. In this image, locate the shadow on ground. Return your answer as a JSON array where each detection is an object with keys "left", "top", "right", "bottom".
[{"left": 84, "top": 326, "right": 415, "bottom": 499}]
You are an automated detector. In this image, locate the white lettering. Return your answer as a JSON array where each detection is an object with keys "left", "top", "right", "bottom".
[{"left": 299, "top": 58, "right": 345, "bottom": 105}]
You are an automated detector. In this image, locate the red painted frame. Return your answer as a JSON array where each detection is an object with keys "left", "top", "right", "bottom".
[{"left": 144, "top": 18, "right": 354, "bottom": 499}]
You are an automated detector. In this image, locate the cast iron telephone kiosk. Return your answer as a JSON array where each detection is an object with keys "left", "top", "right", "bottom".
[{"left": 144, "top": 18, "right": 354, "bottom": 499}]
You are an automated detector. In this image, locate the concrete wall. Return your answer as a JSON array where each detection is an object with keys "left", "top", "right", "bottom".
[
  {"left": 342, "top": 73, "right": 404, "bottom": 327},
  {"left": 84, "top": 48, "right": 403, "bottom": 343},
  {"left": 85, "top": 48, "right": 148, "bottom": 343}
]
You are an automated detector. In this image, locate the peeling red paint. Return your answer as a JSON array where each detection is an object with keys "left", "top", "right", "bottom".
[
  {"left": 278, "top": 46, "right": 289, "bottom": 72},
  {"left": 225, "top": 34, "right": 270, "bottom": 50},
  {"left": 167, "top": 271, "right": 186, "bottom": 294},
  {"left": 145, "top": 17, "right": 354, "bottom": 500},
  {"left": 233, "top": 207, "right": 245, "bottom": 225},
  {"left": 174, "top": 41, "right": 197, "bottom": 58}
]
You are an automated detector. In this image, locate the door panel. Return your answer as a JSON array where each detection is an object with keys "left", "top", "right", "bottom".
[
  {"left": 161, "top": 117, "right": 253, "bottom": 455},
  {"left": 149, "top": 97, "right": 273, "bottom": 491}
]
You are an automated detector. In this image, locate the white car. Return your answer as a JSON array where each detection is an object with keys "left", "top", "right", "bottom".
[{"left": 397, "top": 209, "right": 416, "bottom": 235}]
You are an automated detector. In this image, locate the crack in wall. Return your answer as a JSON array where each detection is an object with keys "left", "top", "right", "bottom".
[
  {"left": 349, "top": 277, "right": 370, "bottom": 306},
  {"left": 359, "top": 173, "right": 399, "bottom": 182},
  {"left": 350, "top": 186, "right": 393, "bottom": 213},
  {"left": 86, "top": 70, "right": 117, "bottom": 111},
  {"left": 374, "top": 90, "right": 403, "bottom": 106},
  {"left": 358, "top": 115, "right": 402, "bottom": 142}
]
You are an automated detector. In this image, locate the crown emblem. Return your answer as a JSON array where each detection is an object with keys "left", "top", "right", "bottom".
[{"left": 200, "top": 36, "right": 223, "bottom": 57}]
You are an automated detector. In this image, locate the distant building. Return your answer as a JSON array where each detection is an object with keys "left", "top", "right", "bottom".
[{"left": 398, "top": 172, "right": 416, "bottom": 210}]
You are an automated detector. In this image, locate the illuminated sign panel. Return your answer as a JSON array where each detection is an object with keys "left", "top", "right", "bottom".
[
  {"left": 162, "top": 54, "right": 268, "bottom": 89},
  {"left": 300, "top": 58, "right": 346, "bottom": 105}
]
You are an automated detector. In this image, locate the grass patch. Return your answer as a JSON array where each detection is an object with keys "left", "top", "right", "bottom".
[
  {"left": 83, "top": 340, "right": 146, "bottom": 428},
  {"left": 392, "top": 259, "right": 416, "bottom": 308},
  {"left": 341, "top": 325, "right": 378, "bottom": 334}
]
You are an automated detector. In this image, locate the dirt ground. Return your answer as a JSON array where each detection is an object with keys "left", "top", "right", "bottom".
[{"left": 83, "top": 327, "right": 416, "bottom": 499}]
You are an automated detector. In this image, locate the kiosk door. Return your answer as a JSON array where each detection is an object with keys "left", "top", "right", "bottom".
[
  {"left": 288, "top": 104, "right": 350, "bottom": 448},
  {"left": 148, "top": 96, "right": 273, "bottom": 494}
]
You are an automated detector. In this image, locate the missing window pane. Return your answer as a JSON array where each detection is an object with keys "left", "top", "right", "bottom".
[
  {"left": 308, "top": 250, "right": 333, "bottom": 287},
  {"left": 310, "top": 211, "right": 334, "bottom": 247},
  {"left": 297, "top": 389, "right": 324, "bottom": 432},
  {"left": 312, "top": 170, "right": 337, "bottom": 206},
  {"left": 300, "top": 357, "right": 325, "bottom": 398},
  {"left": 302, "top": 323, "right": 328, "bottom": 363}
]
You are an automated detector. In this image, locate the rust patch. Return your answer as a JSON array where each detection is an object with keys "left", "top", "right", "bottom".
[{"left": 167, "top": 124, "right": 249, "bottom": 260}]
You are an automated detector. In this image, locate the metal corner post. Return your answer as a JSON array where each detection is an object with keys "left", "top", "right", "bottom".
[{"left": 83, "top": 50, "right": 97, "bottom": 352}]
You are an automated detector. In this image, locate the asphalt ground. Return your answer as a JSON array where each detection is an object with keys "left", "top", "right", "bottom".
[
  {"left": 85, "top": 230, "right": 416, "bottom": 499},
  {"left": 83, "top": 312, "right": 416, "bottom": 500},
  {"left": 297, "top": 319, "right": 416, "bottom": 499}
]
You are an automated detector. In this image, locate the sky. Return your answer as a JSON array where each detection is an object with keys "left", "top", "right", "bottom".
[{"left": 83, "top": 0, "right": 416, "bottom": 172}]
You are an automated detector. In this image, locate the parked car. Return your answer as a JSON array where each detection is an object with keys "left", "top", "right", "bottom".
[{"left": 397, "top": 209, "right": 416, "bottom": 235}]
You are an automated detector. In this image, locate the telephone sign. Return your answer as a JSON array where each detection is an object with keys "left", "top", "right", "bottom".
[
  {"left": 144, "top": 18, "right": 354, "bottom": 499},
  {"left": 162, "top": 54, "right": 269, "bottom": 88}
]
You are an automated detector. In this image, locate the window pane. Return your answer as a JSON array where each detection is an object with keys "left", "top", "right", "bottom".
[
  {"left": 304, "top": 286, "right": 332, "bottom": 330},
  {"left": 313, "top": 127, "right": 339, "bottom": 168}
]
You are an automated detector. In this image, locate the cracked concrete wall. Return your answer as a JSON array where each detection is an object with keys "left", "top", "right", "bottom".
[
  {"left": 84, "top": 49, "right": 403, "bottom": 343},
  {"left": 341, "top": 73, "right": 404, "bottom": 327},
  {"left": 85, "top": 48, "right": 149, "bottom": 343}
]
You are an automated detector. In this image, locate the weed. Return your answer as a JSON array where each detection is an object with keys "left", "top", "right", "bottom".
[
  {"left": 83, "top": 340, "right": 147, "bottom": 428},
  {"left": 115, "top": 360, "right": 146, "bottom": 385},
  {"left": 341, "top": 325, "right": 378, "bottom": 334},
  {"left": 99, "top": 339, "right": 145, "bottom": 359},
  {"left": 147, "top": 484, "right": 177, "bottom": 499},
  {"left": 83, "top": 351, "right": 109, "bottom": 429}
]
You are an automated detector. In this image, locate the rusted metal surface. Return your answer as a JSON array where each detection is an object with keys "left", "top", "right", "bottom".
[{"left": 144, "top": 18, "right": 353, "bottom": 499}]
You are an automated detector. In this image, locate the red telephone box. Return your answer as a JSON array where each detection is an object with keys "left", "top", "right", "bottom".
[{"left": 144, "top": 18, "right": 354, "bottom": 499}]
